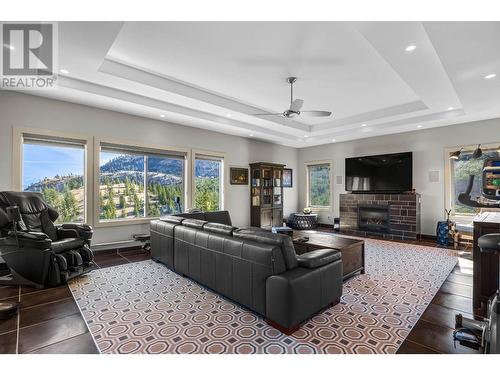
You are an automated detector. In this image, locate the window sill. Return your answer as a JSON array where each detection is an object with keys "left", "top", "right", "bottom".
[
  {"left": 309, "top": 206, "right": 332, "bottom": 212},
  {"left": 450, "top": 214, "right": 475, "bottom": 225},
  {"left": 94, "top": 217, "right": 157, "bottom": 228}
]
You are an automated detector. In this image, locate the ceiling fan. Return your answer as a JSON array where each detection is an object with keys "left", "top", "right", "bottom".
[{"left": 254, "top": 77, "right": 332, "bottom": 118}]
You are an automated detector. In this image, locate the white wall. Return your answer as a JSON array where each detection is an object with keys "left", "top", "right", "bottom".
[
  {"left": 0, "top": 91, "right": 299, "bottom": 244},
  {"left": 3, "top": 91, "right": 497, "bottom": 240},
  {"left": 298, "top": 118, "right": 500, "bottom": 235}
]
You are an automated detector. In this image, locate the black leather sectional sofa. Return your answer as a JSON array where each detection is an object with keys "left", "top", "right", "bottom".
[{"left": 150, "top": 211, "right": 343, "bottom": 334}]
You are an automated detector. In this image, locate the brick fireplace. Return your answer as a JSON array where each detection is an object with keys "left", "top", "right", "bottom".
[{"left": 339, "top": 193, "right": 421, "bottom": 240}]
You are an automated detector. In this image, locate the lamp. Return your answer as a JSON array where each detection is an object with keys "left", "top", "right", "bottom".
[
  {"left": 472, "top": 144, "right": 483, "bottom": 159},
  {"left": 450, "top": 148, "right": 463, "bottom": 160}
]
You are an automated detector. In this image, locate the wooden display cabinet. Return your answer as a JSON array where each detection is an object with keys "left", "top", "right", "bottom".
[{"left": 250, "top": 162, "right": 285, "bottom": 229}]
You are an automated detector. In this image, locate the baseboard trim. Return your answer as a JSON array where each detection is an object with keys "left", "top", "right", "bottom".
[
  {"left": 318, "top": 223, "right": 334, "bottom": 229},
  {"left": 92, "top": 240, "right": 142, "bottom": 253},
  {"left": 419, "top": 234, "right": 436, "bottom": 241}
]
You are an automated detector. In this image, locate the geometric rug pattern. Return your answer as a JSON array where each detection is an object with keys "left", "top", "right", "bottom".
[{"left": 69, "top": 237, "right": 458, "bottom": 354}]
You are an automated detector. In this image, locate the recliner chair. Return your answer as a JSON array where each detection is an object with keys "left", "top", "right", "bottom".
[{"left": 0, "top": 191, "right": 95, "bottom": 288}]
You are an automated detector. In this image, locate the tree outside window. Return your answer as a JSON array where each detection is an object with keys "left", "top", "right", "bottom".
[
  {"left": 23, "top": 140, "right": 85, "bottom": 223},
  {"left": 99, "top": 149, "right": 184, "bottom": 221},
  {"left": 307, "top": 163, "right": 331, "bottom": 207},
  {"left": 194, "top": 157, "right": 222, "bottom": 212}
]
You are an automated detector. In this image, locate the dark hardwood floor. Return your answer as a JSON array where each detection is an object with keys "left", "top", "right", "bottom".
[
  {"left": 397, "top": 251, "right": 477, "bottom": 354},
  {"left": 0, "top": 247, "right": 150, "bottom": 354},
  {"left": 0, "top": 236, "right": 480, "bottom": 355}
]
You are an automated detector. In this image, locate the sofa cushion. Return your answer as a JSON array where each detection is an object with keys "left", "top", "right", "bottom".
[
  {"left": 182, "top": 219, "right": 207, "bottom": 229},
  {"left": 297, "top": 248, "right": 341, "bottom": 269},
  {"left": 233, "top": 229, "right": 298, "bottom": 270},
  {"left": 238, "top": 226, "right": 269, "bottom": 233},
  {"left": 203, "top": 222, "right": 236, "bottom": 236},
  {"left": 175, "top": 212, "right": 206, "bottom": 221},
  {"left": 204, "top": 211, "right": 232, "bottom": 226},
  {"left": 162, "top": 215, "right": 185, "bottom": 224}
]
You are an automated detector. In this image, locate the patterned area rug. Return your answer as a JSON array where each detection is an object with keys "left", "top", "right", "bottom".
[{"left": 69, "top": 237, "right": 457, "bottom": 354}]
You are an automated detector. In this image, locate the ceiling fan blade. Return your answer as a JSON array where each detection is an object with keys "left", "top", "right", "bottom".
[
  {"left": 253, "top": 113, "right": 283, "bottom": 116},
  {"left": 300, "top": 110, "right": 332, "bottom": 117},
  {"left": 290, "top": 99, "right": 304, "bottom": 112}
]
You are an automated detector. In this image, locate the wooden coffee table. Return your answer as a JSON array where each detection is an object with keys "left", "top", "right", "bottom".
[{"left": 293, "top": 231, "right": 365, "bottom": 280}]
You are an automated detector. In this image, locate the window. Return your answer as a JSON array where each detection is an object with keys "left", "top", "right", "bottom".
[
  {"left": 98, "top": 144, "right": 186, "bottom": 222},
  {"left": 447, "top": 144, "right": 499, "bottom": 219},
  {"left": 147, "top": 155, "right": 185, "bottom": 217},
  {"left": 22, "top": 137, "right": 86, "bottom": 223},
  {"left": 306, "top": 161, "right": 332, "bottom": 208},
  {"left": 193, "top": 154, "right": 223, "bottom": 212}
]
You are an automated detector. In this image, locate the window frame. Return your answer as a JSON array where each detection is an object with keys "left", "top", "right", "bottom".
[
  {"left": 94, "top": 137, "right": 190, "bottom": 228},
  {"left": 444, "top": 142, "right": 500, "bottom": 223},
  {"left": 191, "top": 149, "right": 225, "bottom": 212},
  {"left": 13, "top": 129, "right": 229, "bottom": 228},
  {"left": 13, "top": 127, "right": 93, "bottom": 224},
  {"left": 305, "top": 160, "right": 333, "bottom": 211}
]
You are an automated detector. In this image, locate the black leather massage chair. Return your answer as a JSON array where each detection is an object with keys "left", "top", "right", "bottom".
[{"left": 0, "top": 191, "right": 95, "bottom": 288}]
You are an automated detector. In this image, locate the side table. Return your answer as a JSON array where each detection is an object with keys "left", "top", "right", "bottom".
[{"left": 288, "top": 213, "right": 319, "bottom": 230}]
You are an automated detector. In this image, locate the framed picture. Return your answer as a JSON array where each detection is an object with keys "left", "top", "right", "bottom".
[
  {"left": 230, "top": 167, "right": 249, "bottom": 185},
  {"left": 283, "top": 168, "right": 293, "bottom": 188}
]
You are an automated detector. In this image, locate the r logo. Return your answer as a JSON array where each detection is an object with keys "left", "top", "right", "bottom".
[
  {"left": 1, "top": 22, "right": 57, "bottom": 89},
  {"left": 2, "top": 23, "right": 54, "bottom": 75}
]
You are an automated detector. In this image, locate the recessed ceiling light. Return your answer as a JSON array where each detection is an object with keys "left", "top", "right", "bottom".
[
  {"left": 484, "top": 73, "right": 497, "bottom": 80},
  {"left": 249, "top": 134, "right": 254, "bottom": 137},
  {"left": 304, "top": 135, "right": 309, "bottom": 138},
  {"left": 160, "top": 114, "right": 165, "bottom": 118},
  {"left": 405, "top": 45, "right": 416, "bottom": 52},
  {"left": 331, "top": 138, "right": 337, "bottom": 142},
  {"left": 361, "top": 123, "right": 367, "bottom": 127},
  {"left": 226, "top": 113, "right": 232, "bottom": 117},
  {"left": 417, "top": 125, "right": 423, "bottom": 128},
  {"left": 447, "top": 107, "right": 454, "bottom": 111},
  {"left": 59, "top": 69, "right": 69, "bottom": 74},
  {"left": 4, "top": 44, "right": 15, "bottom": 50}
]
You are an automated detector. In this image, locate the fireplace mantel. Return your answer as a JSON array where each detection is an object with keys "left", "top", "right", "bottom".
[{"left": 339, "top": 193, "right": 421, "bottom": 240}]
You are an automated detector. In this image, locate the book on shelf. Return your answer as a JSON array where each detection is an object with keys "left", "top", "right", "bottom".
[
  {"left": 252, "top": 178, "right": 261, "bottom": 187},
  {"left": 252, "top": 196, "right": 260, "bottom": 206}
]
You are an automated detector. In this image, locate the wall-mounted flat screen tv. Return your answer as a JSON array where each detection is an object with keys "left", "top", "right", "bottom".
[{"left": 345, "top": 152, "right": 413, "bottom": 193}]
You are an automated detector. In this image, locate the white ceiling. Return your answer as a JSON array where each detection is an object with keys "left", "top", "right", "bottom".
[{"left": 15, "top": 21, "right": 500, "bottom": 147}]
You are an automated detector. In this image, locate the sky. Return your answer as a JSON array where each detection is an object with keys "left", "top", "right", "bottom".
[
  {"left": 22, "top": 144, "right": 84, "bottom": 189},
  {"left": 22, "top": 145, "right": 213, "bottom": 189}
]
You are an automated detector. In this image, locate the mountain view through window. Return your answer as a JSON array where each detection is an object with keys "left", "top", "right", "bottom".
[
  {"left": 22, "top": 140, "right": 223, "bottom": 223},
  {"left": 23, "top": 142, "right": 85, "bottom": 223},
  {"left": 194, "top": 158, "right": 222, "bottom": 212},
  {"left": 99, "top": 151, "right": 185, "bottom": 221}
]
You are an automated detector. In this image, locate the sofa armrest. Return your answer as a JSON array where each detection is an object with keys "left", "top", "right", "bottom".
[
  {"left": 297, "top": 248, "right": 341, "bottom": 269},
  {"left": 4, "top": 231, "right": 52, "bottom": 250},
  {"left": 59, "top": 223, "right": 93, "bottom": 242},
  {"left": 56, "top": 228, "right": 79, "bottom": 239},
  {"left": 61, "top": 223, "right": 92, "bottom": 231},
  {"left": 266, "top": 259, "right": 343, "bottom": 331},
  {"left": 9, "top": 231, "right": 49, "bottom": 241}
]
